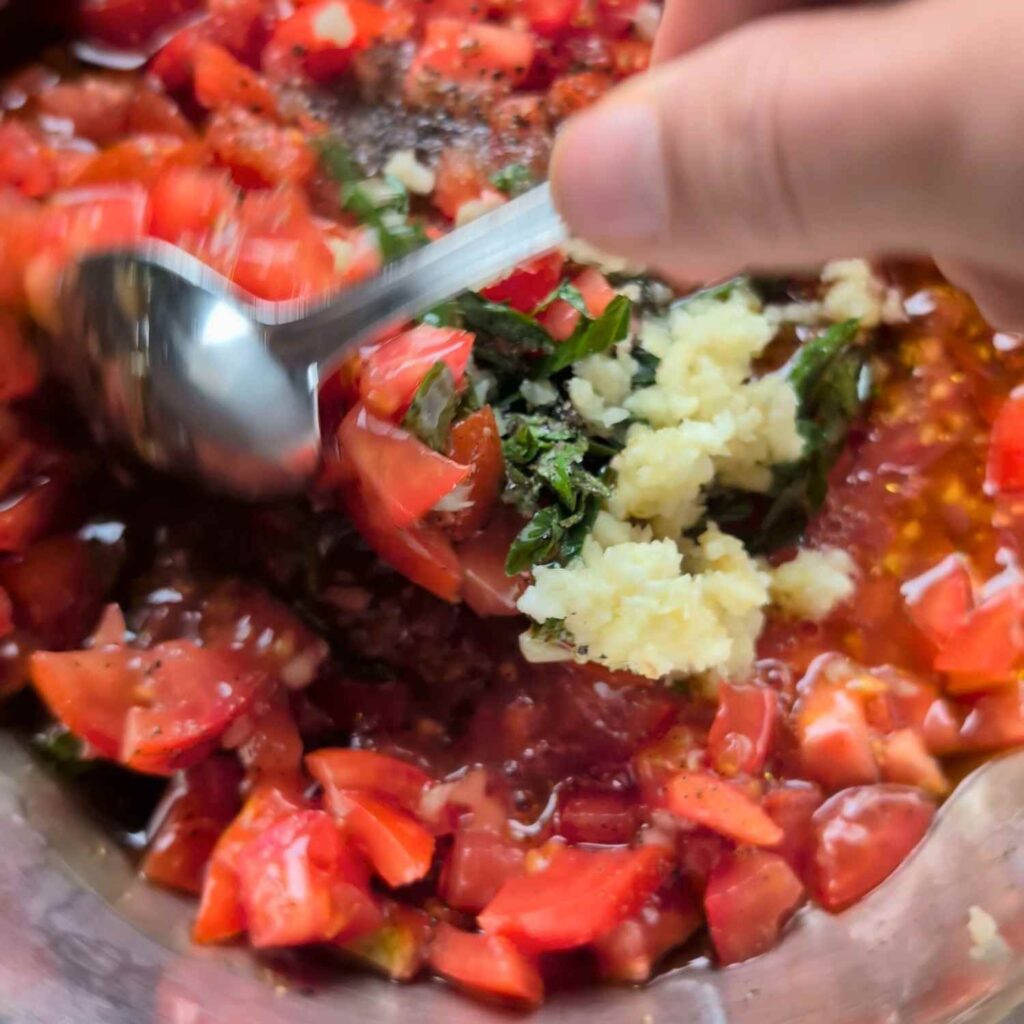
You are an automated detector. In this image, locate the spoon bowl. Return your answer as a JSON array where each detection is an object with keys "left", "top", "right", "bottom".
[{"left": 52, "top": 183, "right": 567, "bottom": 497}]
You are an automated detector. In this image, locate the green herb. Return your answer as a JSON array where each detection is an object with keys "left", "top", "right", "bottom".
[
  {"left": 631, "top": 348, "right": 660, "bottom": 388},
  {"left": 500, "top": 413, "right": 611, "bottom": 573},
  {"left": 490, "top": 162, "right": 536, "bottom": 197},
  {"left": 702, "top": 318, "right": 869, "bottom": 553},
  {"left": 419, "top": 300, "right": 463, "bottom": 328},
  {"left": 318, "top": 140, "right": 428, "bottom": 263},
  {"left": 402, "top": 362, "right": 460, "bottom": 452},
  {"left": 672, "top": 276, "right": 749, "bottom": 312},
  {"left": 32, "top": 726, "right": 90, "bottom": 776},
  {"left": 532, "top": 617, "right": 571, "bottom": 644},
  {"left": 533, "top": 294, "right": 632, "bottom": 377},
  {"left": 535, "top": 280, "right": 587, "bottom": 316}
]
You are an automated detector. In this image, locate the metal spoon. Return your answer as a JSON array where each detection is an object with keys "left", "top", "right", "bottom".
[{"left": 52, "top": 183, "right": 566, "bottom": 498}]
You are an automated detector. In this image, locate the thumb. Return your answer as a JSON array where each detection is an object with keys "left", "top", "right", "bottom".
[{"left": 550, "top": 0, "right": 1024, "bottom": 281}]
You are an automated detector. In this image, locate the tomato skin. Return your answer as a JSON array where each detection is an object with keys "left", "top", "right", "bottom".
[
  {"left": 708, "top": 682, "right": 778, "bottom": 776},
  {"left": 480, "top": 252, "right": 564, "bottom": 313},
  {"left": 795, "top": 672, "right": 879, "bottom": 792},
  {"left": 811, "top": 784, "right": 935, "bottom": 912},
  {"left": 142, "top": 756, "right": 244, "bottom": 893},
  {"left": 665, "top": 771, "right": 783, "bottom": 848},
  {"left": 30, "top": 641, "right": 268, "bottom": 774},
  {"left": 71, "top": 135, "right": 206, "bottom": 188},
  {"left": 341, "top": 473, "right": 463, "bottom": 602},
  {"left": 456, "top": 520, "right": 525, "bottom": 616},
  {"left": 877, "top": 728, "right": 948, "bottom": 796},
  {"left": 479, "top": 844, "right": 670, "bottom": 953},
  {"left": 35, "top": 77, "right": 134, "bottom": 145},
  {"left": 407, "top": 18, "right": 536, "bottom": 100},
  {"left": 194, "top": 42, "right": 277, "bottom": 116},
  {"left": 538, "top": 297, "right": 581, "bottom": 341},
  {"left": 193, "top": 782, "right": 307, "bottom": 944},
  {"left": 960, "top": 681, "right": 1024, "bottom": 752},
  {"left": 933, "top": 587, "right": 1024, "bottom": 690},
  {"left": 150, "top": 167, "right": 238, "bottom": 244},
  {"left": 593, "top": 886, "right": 701, "bottom": 983},
  {"left": 430, "top": 923, "right": 543, "bottom": 1007},
  {"left": 573, "top": 266, "right": 616, "bottom": 316},
  {"left": 0, "top": 313, "right": 40, "bottom": 404},
  {"left": 519, "top": 0, "right": 581, "bottom": 36},
  {"left": 237, "top": 808, "right": 373, "bottom": 948},
  {"left": 233, "top": 688, "right": 305, "bottom": 786},
  {"left": 0, "top": 122, "right": 58, "bottom": 198},
  {"left": 307, "top": 748, "right": 432, "bottom": 812},
  {"left": 440, "top": 830, "right": 526, "bottom": 913},
  {"left": 554, "top": 787, "right": 639, "bottom": 845},
  {"left": 323, "top": 788, "right": 436, "bottom": 888},
  {"left": 901, "top": 554, "right": 974, "bottom": 648},
  {"left": 263, "top": 0, "right": 389, "bottom": 82},
  {"left": 445, "top": 406, "right": 505, "bottom": 540},
  {"left": 339, "top": 404, "right": 471, "bottom": 530},
  {"left": 705, "top": 849, "right": 806, "bottom": 966},
  {"left": 987, "top": 393, "right": 1024, "bottom": 492},
  {"left": 77, "top": 0, "right": 203, "bottom": 48},
  {"left": 359, "top": 324, "right": 475, "bottom": 419},
  {"left": 432, "top": 149, "right": 489, "bottom": 220},
  {"left": 761, "top": 781, "right": 823, "bottom": 883}
]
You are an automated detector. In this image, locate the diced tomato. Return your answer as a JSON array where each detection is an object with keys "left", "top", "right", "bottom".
[
  {"left": 611, "top": 38, "right": 652, "bottom": 78},
  {"left": 150, "top": 21, "right": 207, "bottom": 91},
  {"left": 877, "top": 727, "right": 948, "bottom": 796},
  {"left": 519, "top": 0, "right": 581, "bottom": 35},
  {"left": 237, "top": 808, "right": 372, "bottom": 947},
  {"left": 573, "top": 266, "right": 616, "bottom": 316},
  {"left": 489, "top": 94, "right": 549, "bottom": 139},
  {"left": 194, "top": 42, "right": 277, "bottom": 116},
  {"left": 0, "top": 313, "right": 40, "bottom": 402},
  {"left": 208, "top": 0, "right": 269, "bottom": 61},
  {"left": 342, "top": 474, "right": 463, "bottom": 601},
  {"left": 0, "top": 190, "right": 42, "bottom": 307},
  {"left": 794, "top": 674, "right": 879, "bottom": 791},
  {"left": 430, "top": 923, "right": 543, "bottom": 1007},
  {"left": 478, "top": 844, "right": 669, "bottom": 952},
  {"left": 44, "top": 183, "right": 151, "bottom": 253},
  {"left": 546, "top": 71, "right": 613, "bottom": 118},
  {"left": 456, "top": 515, "right": 525, "bottom": 616},
  {"left": 233, "top": 688, "right": 305, "bottom": 785},
  {"left": 322, "top": 788, "right": 435, "bottom": 888},
  {"left": 708, "top": 681, "right": 778, "bottom": 777},
  {"left": 334, "top": 901, "right": 433, "bottom": 980},
  {"left": 263, "top": 0, "right": 389, "bottom": 82},
  {"left": 811, "top": 784, "right": 935, "bottom": 912},
  {"left": 76, "top": 0, "right": 203, "bottom": 49},
  {"left": 0, "top": 534, "right": 107, "bottom": 650},
  {"left": 959, "top": 680, "right": 1024, "bottom": 752},
  {"left": 35, "top": 77, "right": 134, "bottom": 145},
  {"left": 359, "top": 324, "right": 475, "bottom": 418},
  {"left": 0, "top": 122, "right": 58, "bottom": 198},
  {"left": 445, "top": 406, "right": 505, "bottom": 540},
  {"left": 69, "top": 135, "right": 206, "bottom": 187},
  {"left": 761, "top": 781, "right": 823, "bottom": 883},
  {"left": 142, "top": 756, "right": 244, "bottom": 893},
  {"left": 934, "top": 586, "right": 1024, "bottom": 691},
  {"left": 901, "top": 554, "right": 974, "bottom": 648},
  {"left": 987, "top": 393, "right": 1024, "bottom": 493},
  {"left": 339, "top": 404, "right": 470, "bottom": 529},
  {"left": 665, "top": 771, "right": 783, "bottom": 848},
  {"left": 440, "top": 830, "right": 526, "bottom": 913},
  {"left": 149, "top": 167, "right": 238, "bottom": 244},
  {"left": 30, "top": 641, "right": 267, "bottom": 773},
  {"left": 538, "top": 297, "right": 581, "bottom": 341},
  {"left": 593, "top": 886, "right": 701, "bottom": 983},
  {"left": 193, "top": 782, "right": 307, "bottom": 943},
  {"left": 705, "top": 849, "right": 806, "bottom": 965},
  {"left": 307, "top": 748, "right": 432, "bottom": 811},
  {"left": 554, "top": 787, "right": 639, "bottom": 845},
  {"left": 205, "top": 107, "right": 316, "bottom": 188},
  {"left": 199, "top": 579, "right": 328, "bottom": 689},
  {"left": 408, "top": 18, "right": 535, "bottom": 97},
  {"left": 481, "top": 251, "right": 564, "bottom": 312},
  {"left": 128, "top": 87, "right": 196, "bottom": 138},
  {"left": 432, "top": 149, "right": 489, "bottom": 220}
]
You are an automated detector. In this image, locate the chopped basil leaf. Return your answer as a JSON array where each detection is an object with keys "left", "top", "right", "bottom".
[
  {"left": 533, "top": 294, "right": 632, "bottom": 377},
  {"left": 672, "top": 276, "right": 749, "bottom": 312},
  {"left": 32, "top": 725, "right": 90, "bottom": 776},
  {"left": 419, "top": 300, "right": 463, "bottom": 328},
  {"left": 490, "top": 162, "right": 536, "bottom": 197},
  {"left": 316, "top": 137, "right": 361, "bottom": 185},
  {"left": 402, "top": 362, "right": 460, "bottom": 452},
  {"left": 702, "top": 318, "right": 869, "bottom": 553},
  {"left": 456, "top": 293, "right": 555, "bottom": 380},
  {"left": 535, "top": 280, "right": 587, "bottom": 316},
  {"left": 631, "top": 348, "right": 660, "bottom": 388},
  {"left": 531, "top": 617, "right": 571, "bottom": 645},
  {"left": 500, "top": 413, "right": 611, "bottom": 573}
]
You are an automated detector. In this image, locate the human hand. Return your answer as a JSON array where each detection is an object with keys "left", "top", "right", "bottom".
[{"left": 550, "top": 0, "right": 1024, "bottom": 329}]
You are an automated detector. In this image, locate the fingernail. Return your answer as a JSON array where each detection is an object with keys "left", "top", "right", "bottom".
[{"left": 552, "top": 102, "right": 669, "bottom": 242}]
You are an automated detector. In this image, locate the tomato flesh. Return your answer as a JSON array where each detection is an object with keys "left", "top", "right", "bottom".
[
  {"left": 307, "top": 748, "right": 432, "bottom": 812},
  {"left": 430, "top": 923, "right": 543, "bottom": 1006},
  {"left": 665, "top": 771, "right": 784, "bottom": 848},
  {"left": 811, "top": 784, "right": 935, "bottom": 912},
  {"left": 987, "top": 393, "right": 1024, "bottom": 492},
  {"left": 708, "top": 681, "right": 778, "bottom": 776}
]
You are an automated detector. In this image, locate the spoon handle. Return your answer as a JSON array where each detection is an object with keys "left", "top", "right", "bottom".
[{"left": 268, "top": 183, "right": 568, "bottom": 373}]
